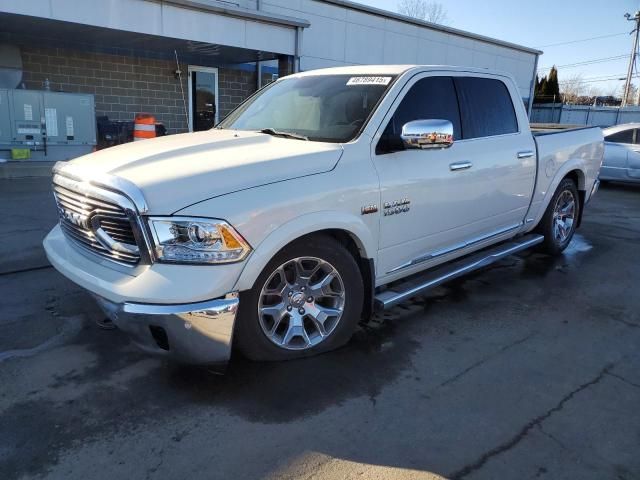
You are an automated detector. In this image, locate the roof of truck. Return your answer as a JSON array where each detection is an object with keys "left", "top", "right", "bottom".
[{"left": 292, "top": 65, "right": 517, "bottom": 81}]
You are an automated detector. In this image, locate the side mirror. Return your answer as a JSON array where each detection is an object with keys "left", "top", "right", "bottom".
[{"left": 401, "top": 119, "right": 454, "bottom": 149}]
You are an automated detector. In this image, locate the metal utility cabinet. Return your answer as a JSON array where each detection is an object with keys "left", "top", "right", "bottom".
[{"left": 0, "top": 89, "right": 96, "bottom": 161}]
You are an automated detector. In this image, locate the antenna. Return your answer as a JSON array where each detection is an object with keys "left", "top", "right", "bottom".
[{"left": 174, "top": 50, "right": 190, "bottom": 130}]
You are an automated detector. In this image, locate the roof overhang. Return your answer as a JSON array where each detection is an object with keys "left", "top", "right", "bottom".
[
  {"left": 0, "top": 0, "right": 308, "bottom": 58},
  {"left": 0, "top": 12, "right": 281, "bottom": 65},
  {"left": 152, "top": 0, "right": 310, "bottom": 28}
]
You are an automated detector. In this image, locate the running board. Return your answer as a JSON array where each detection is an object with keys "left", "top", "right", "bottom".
[{"left": 374, "top": 234, "right": 544, "bottom": 310}]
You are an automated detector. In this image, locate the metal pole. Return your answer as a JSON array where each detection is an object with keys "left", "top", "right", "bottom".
[
  {"left": 527, "top": 53, "right": 539, "bottom": 120},
  {"left": 622, "top": 11, "right": 640, "bottom": 107}
]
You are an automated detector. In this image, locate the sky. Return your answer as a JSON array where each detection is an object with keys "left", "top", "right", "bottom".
[{"left": 360, "top": 0, "right": 640, "bottom": 96}]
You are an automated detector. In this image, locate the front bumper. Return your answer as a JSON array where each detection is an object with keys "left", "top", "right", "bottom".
[
  {"left": 94, "top": 293, "right": 239, "bottom": 366},
  {"left": 44, "top": 224, "right": 243, "bottom": 366}
]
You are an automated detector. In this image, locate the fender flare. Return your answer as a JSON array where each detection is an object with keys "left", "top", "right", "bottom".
[
  {"left": 232, "top": 211, "right": 376, "bottom": 292},
  {"left": 529, "top": 158, "right": 587, "bottom": 228}
]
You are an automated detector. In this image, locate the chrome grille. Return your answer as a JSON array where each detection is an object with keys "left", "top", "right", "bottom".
[{"left": 53, "top": 177, "right": 141, "bottom": 266}]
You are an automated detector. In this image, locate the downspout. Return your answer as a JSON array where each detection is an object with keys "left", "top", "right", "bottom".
[
  {"left": 295, "top": 26, "right": 302, "bottom": 73},
  {"left": 527, "top": 52, "right": 539, "bottom": 120},
  {"left": 256, "top": 0, "right": 262, "bottom": 88}
]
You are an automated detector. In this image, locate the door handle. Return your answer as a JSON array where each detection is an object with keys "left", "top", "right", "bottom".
[
  {"left": 517, "top": 150, "right": 534, "bottom": 159},
  {"left": 449, "top": 161, "right": 473, "bottom": 171}
]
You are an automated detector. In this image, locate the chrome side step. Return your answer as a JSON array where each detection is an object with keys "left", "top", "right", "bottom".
[{"left": 374, "top": 234, "right": 544, "bottom": 310}]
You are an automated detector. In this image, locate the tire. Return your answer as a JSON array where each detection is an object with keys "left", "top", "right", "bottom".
[
  {"left": 535, "top": 178, "right": 580, "bottom": 255},
  {"left": 235, "top": 234, "right": 364, "bottom": 361}
]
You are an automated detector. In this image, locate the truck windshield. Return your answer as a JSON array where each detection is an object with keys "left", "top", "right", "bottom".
[{"left": 217, "top": 74, "right": 396, "bottom": 143}]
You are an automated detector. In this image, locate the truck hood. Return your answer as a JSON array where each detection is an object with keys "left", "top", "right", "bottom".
[{"left": 64, "top": 129, "right": 343, "bottom": 213}]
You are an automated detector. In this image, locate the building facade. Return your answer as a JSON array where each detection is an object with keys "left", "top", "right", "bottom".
[{"left": 0, "top": 0, "right": 541, "bottom": 154}]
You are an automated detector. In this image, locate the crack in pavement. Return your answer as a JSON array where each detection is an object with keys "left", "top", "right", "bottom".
[
  {"left": 439, "top": 332, "right": 537, "bottom": 388},
  {"left": 145, "top": 447, "right": 165, "bottom": 480},
  {"left": 608, "top": 317, "right": 640, "bottom": 329},
  {"left": 536, "top": 424, "right": 569, "bottom": 451},
  {"left": 0, "top": 264, "right": 53, "bottom": 276},
  {"left": 606, "top": 371, "right": 640, "bottom": 390},
  {"left": 448, "top": 363, "right": 616, "bottom": 480}
]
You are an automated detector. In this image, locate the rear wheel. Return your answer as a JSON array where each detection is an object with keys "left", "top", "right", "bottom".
[
  {"left": 536, "top": 178, "right": 580, "bottom": 255},
  {"left": 236, "top": 235, "right": 364, "bottom": 361}
]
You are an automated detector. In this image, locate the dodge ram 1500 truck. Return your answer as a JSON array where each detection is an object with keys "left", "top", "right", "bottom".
[{"left": 44, "top": 65, "right": 603, "bottom": 366}]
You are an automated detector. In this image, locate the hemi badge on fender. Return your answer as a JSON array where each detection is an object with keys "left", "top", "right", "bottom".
[{"left": 361, "top": 204, "right": 378, "bottom": 215}]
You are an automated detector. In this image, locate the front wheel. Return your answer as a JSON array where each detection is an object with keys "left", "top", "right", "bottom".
[
  {"left": 536, "top": 178, "right": 580, "bottom": 255},
  {"left": 235, "top": 235, "right": 364, "bottom": 361}
]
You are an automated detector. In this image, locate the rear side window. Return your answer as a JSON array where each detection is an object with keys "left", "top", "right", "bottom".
[
  {"left": 376, "top": 76, "right": 461, "bottom": 154},
  {"left": 605, "top": 129, "right": 634, "bottom": 144},
  {"left": 454, "top": 77, "right": 518, "bottom": 139}
]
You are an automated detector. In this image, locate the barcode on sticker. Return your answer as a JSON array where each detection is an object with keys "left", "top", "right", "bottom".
[{"left": 346, "top": 76, "right": 392, "bottom": 86}]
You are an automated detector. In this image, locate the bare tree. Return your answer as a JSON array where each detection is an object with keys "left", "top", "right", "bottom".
[
  {"left": 560, "top": 73, "right": 587, "bottom": 103},
  {"left": 624, "top": 84, "right": 638, "bottom": 105},
  {"left": 398, "top": 0, "right": 449, "bottom": 25}
]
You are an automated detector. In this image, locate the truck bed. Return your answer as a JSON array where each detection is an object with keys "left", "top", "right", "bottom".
[
  {"left": 530, "top": 123, "right": 600, "bottom": 136},
  {"left": 529, "top": 125, "right": 603, "bottom": 222}
]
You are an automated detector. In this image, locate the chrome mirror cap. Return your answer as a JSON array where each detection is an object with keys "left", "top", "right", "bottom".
[{"left": 401, "top": 119, "right": 454, "bottom": 149}]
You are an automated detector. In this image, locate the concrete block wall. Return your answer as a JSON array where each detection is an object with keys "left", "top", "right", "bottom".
[{"left": 18, "top": 45, "right": 263, "bottom": 134}]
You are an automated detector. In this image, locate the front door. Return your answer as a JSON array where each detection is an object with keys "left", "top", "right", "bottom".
[
  {"left": 188, "top": 66, "right": 219, "bottom": 131},
  {"left": 372, "top": 74, "right": 535, "bottom": 279}
]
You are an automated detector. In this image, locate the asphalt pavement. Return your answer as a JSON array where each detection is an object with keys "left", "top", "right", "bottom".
[{"left": 0, "top": 177, "right": 639, "bottom": 480}]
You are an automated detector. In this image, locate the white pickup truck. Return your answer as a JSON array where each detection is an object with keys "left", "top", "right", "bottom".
[{"left": 44, "top": 65, "right": 603, "bottom": 366}]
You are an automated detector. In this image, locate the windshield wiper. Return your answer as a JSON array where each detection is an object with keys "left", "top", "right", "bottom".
[{"left": 259, "top": 128, "right": 308, "bottom": 141}]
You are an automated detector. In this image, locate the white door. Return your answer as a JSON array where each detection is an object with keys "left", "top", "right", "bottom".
[
  {"left": 372, "top": 74, "right": 535, "bottom": 279},
  {"left": 188, "top": 66, "right": 219, "bottom": 131}
]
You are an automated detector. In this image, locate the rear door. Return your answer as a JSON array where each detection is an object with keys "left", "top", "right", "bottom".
[
  {"left": 451, "top": 76, "right": 536, "bottom": 233},
  {"left": 372, "top": 73, "right": 535, "bottom": 279}
]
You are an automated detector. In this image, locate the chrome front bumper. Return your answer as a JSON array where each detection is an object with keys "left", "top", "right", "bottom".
[{"left": 94, "top": 293, "right": 239, "bottom": 366}]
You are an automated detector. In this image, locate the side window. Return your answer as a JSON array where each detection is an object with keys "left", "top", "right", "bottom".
[
  {"left": 454, "top": 77, "right": 518, "bottom": 139},
  {"left": 605, "top": 129, "right": 634, "bottom": 144},
  {"left": 376, "top": 76, "right": 461, "bottom": 154}
]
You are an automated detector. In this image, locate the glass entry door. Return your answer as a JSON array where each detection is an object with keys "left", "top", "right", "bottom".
[{"left": 188, "top": 66, "right": 219, "bottom": 131}]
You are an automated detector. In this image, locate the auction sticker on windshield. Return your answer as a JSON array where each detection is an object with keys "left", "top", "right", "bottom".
[{"left": 346, "top": 76, "right": 392, "bottom": 86}]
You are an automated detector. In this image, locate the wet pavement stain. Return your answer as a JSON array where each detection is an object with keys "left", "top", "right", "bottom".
[
  {"left": 160, "top": 317, "right": 420, "bottom": 423},
  {"left": 0, "top": 304, "right": 424, "bottom": 479},
  {"left": 2, "top": 184, "right": 638, "bottom": 480}
]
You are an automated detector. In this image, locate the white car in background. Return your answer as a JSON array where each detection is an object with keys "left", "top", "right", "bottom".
[{"left": 601, "top": 123, "right": 640, "bottom": 183}]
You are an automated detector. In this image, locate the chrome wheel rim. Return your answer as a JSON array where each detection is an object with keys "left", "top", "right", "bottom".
[
  {"left": 552, "top": 189, "right": 576, "bottom": 244},
  {"left": 258, "top": 256, "right": 346, "bottom": 350}
]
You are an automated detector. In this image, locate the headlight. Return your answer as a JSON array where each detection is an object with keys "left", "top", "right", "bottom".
[{"left": 148, "top": 217, "right": 251, "bottom": 264}]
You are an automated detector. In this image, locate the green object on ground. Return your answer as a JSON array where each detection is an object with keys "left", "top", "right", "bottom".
[{"left": 11, "top": 148, "right": 31, "bottom": 160}]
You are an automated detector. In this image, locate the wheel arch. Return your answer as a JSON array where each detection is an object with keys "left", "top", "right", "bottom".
[
  {"left": 530, "top": 162, "right": 588, "bottom": 230},
  {"left": 233, "top": 212, "right": 376, "bottom": 300},
  {"left": 564, "top": 168, "right": 586, "bottom": 191}
]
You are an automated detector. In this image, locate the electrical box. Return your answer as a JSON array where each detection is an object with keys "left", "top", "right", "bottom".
[
  {"left": 11, "top": 89, "right": 43, "bottom": 144},
  {"left": 0, "top": 88, "right": 96, "bottom": 162},
  {"left": 43, "top": 92, "right": 95, "bottom": 146}
]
